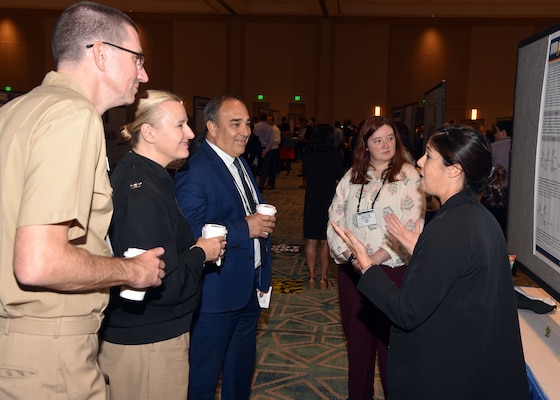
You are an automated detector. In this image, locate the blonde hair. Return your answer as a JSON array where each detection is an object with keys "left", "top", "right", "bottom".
[{"left": 121, "top": 90, "right": 183, "bottom": 147}]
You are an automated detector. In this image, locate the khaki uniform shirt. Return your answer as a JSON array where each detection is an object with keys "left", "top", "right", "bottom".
[{"left": 0, "top": 71, "right": 113, "bottom": 319}]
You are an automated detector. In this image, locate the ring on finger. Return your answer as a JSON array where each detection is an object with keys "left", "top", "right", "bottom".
[
  {"left": 263, "top": 231, "right": 269, "bottom": 236},
  {"left": 219, "top": 249, "right": 225, "bottom": 256}
]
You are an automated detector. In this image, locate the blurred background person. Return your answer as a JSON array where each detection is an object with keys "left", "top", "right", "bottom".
[
  {"left": 481, "top": 164, "right": 509, "bottom": 237},
  {"left": 264, "top": 114, "right": 281, "bottom": 189},
  {"left": 242, "top": 118, "right": 262, "bottom": 177},
  {"left": 279, "top": 117, "right": 295, "bottom": 177},
  {"left": 298, "top": 116, "right": 314, "bottom": 188},
  {"left": 491, "top": 119, "right": 513, "bottom": 188},
  {"left": 472, "top": 120, "right": 491, "bottom": 145},
  {"left": 302, "top": 123, "right": 344, "bottom": 288},
  {"left": 254, "top": 111, "right": 274, "bottom": 192},
  {"left": 332, "top": 124, "right": 529, "bottom": 400},
  {"left": 485, "top": 119, "right": 513, "bottom": 237},
  {"left": 327, "top": 116, "right": 425, "bottom": 400},
  {"left": 99, "top": 90, "right": 224, "bottom": 400},
  {"left": 394, "top": 120, "right": 415, "bottom": 164},
  {"left": 333, "top": 121, "right": 344, "bottom": 152},
  {"left": 342, "top": 119, "right": 357, "bottom": 168}
]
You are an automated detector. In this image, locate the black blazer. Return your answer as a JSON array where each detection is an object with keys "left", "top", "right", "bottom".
[
  {"left": 358, "top": 191, "right": 530, "bottom": 400},
  {"left": 101, "top": 152, "right": 204, "bottom": 345}
]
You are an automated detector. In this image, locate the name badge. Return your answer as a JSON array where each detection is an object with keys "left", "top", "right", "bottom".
[{"left": 356, "top": 209, "right": 377, "bottom": 227}]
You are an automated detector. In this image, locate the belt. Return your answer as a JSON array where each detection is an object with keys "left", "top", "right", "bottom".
[{"left": 0, "top": 316, "right": 102, "bottom": 336}]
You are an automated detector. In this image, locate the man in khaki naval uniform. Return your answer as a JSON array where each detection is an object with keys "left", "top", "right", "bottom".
[{"left": 0, "top": 2, "right": 165, "bottom": 399}]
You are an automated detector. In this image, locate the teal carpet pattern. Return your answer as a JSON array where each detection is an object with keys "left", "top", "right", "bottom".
[
  {"left": 243, "top": 163, "right": 385, "bottom": 400},
  {"left": 254, "top": 242, "right": 348, "bottom": 400},
  {"left": 231, "top": 162, "right": 534, "bottom": 400}
]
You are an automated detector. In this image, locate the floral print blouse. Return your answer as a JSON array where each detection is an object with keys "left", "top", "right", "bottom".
[{"left": 327, "top": 162, "right": 426, "bottom": 267}]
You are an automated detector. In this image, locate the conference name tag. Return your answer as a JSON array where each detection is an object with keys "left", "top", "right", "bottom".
[{"left": 356, "top": 209, "right": 377, "bottom": 227}]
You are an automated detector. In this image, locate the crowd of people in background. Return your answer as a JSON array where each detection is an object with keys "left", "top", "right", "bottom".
[{"left": 0, "top": 1, "right": 523, "bottom": 399}]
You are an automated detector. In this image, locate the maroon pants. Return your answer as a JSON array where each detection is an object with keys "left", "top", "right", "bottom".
[{"left": 338, "top": 263, "right": 406, "bottom": 400}]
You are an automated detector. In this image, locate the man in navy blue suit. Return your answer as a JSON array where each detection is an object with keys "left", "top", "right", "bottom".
[{"left": 174, "top": 94, "right": 275, "bottom": 400}]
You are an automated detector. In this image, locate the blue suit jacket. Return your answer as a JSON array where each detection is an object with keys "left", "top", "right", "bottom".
[{"left": 174, "top": 140, "right": 271, "bottom": 313}]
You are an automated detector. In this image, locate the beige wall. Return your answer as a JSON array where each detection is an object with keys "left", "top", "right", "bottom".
[{"left": 0, "top": 9, "right": 556, "bottom": 130}]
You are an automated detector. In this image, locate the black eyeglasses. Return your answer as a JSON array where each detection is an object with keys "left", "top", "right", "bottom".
[{"left": 86, "top": 41, "right": 145, "bottom": 69}]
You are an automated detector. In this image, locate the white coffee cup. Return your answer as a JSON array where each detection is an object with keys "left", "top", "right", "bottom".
[
  {"left": 256, "top": 203, "right": 277, "bottom": 216},
  {"left": 120, "top": 248, "right": 147, "bottom": 301},
  {"left": 202, "top": 224, "right": 228, "bottom": 266}
]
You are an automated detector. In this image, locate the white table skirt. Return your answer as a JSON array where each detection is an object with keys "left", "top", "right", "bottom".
[{"left": 517, "top": 286, "right": 560, "bottom": 400}]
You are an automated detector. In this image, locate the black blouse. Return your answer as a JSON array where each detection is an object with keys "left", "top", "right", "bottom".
[{"left": 101, "top": 152, "right": 205, "bottom": 345}]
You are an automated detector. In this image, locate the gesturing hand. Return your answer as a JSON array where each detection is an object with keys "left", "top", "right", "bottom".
[
  {"left": 330, "top": 222, "right": 372, "bottom": 273},
  {"left": 384, "top": 213, "right": 423, "bottom": 255}
]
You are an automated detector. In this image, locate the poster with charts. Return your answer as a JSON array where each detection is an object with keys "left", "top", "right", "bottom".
[{"left": 534, "top": 30, "right": 560, "bottom": 271}]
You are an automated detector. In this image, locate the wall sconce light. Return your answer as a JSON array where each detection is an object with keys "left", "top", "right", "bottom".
[
  {"left": 374, "top": 106, "right": 381, "bottom": 116},
  {"left": 471, "top": 108, "right": 478, "bottom": 120}
]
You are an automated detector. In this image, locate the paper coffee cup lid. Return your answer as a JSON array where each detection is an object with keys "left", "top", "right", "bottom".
[
  {"left": 203, "top": 223, "right": 227, "bottom": 230},
  {"left": 202, "top": 224, "right": 228, "bottom": 237},
  {"left": 256, "top": 204, "right": 277, "bottom": 215}
]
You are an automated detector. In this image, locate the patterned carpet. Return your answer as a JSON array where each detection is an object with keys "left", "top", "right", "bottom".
[
  {"left": 219, "top": 161, "right": 535, "bottom": 399},
  {"left": 249, "top": 162, "right": 385, "bottom": 400}
]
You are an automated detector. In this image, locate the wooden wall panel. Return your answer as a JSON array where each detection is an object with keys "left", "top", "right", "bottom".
[
  {"left": 171, "top": 19, "right": 229, "bottom": 104},
  {"left": 331, "top": 22, "right": 391, "bottom": 124},
  {"left": 0, "top": 15, "right": 47, "bottom": 91},
  {"left": 242, "top": 19, "right": 319, "bottom": 119},
  {"left": 1, "top": 8, "right": 558, "bottom": 130},
  {"left": 466, "top": 25, "right": 536, "bottom": 125}
]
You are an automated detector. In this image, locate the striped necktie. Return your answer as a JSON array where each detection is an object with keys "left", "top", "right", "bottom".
[{"left": 233, "top": 157, "right": 257, "bottom": 213}]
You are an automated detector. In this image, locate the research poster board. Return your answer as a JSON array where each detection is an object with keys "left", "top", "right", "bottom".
[
  {"left": 534, "top": 31, "right": 560, "bottom": 271},
  {"left": 391, "top": 102, "right": 418, "bottom": 144},
  {"left": 510, "top": 22, "right": 560, "bottom": 297}
]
